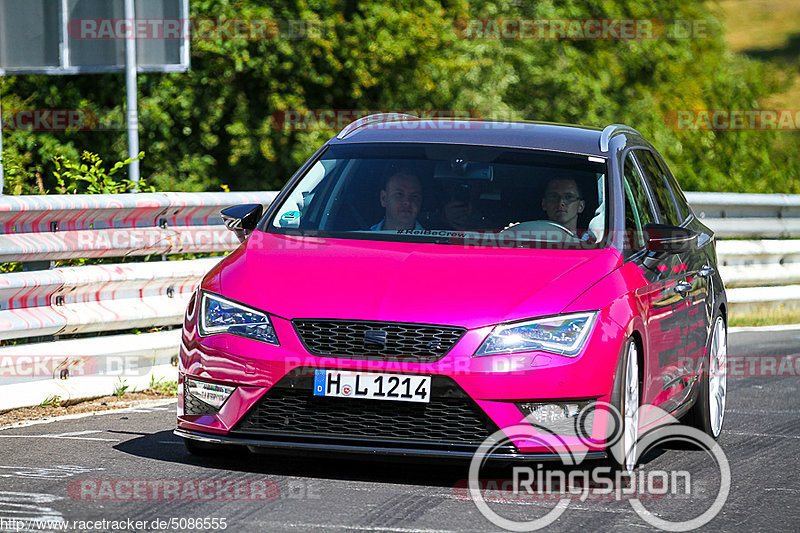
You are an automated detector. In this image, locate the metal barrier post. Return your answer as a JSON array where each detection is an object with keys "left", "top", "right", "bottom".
[
  {"left": 0, "top": 83, "right": 5, "bottom": 194},
  {"left": 124, "top": 0, "right": 140, "bottom": 187}
]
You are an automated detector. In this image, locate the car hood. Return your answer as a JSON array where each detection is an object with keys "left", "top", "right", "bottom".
[{"left": 205, "top": 232, "right": 623, "bottom": 329}]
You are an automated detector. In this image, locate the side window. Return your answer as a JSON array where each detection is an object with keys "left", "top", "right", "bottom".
[
  {"left": 635, "top": 150, "right": 683, "bottom": 226},
  {"left": 271, "top": 160, "right": 333, "bottom": 229},
  {"left": 655, "top": 156, "right": 692, "bottom": 220},
  {"left": 623, "top": 153, "right": 657, "bottom": 250}
]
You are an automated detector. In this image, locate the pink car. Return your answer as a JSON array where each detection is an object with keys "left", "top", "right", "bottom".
[{"left": 176, "top": 115, "right": 727, "bottom": 472}]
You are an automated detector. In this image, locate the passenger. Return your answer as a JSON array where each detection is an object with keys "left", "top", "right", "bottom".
[
  {"left": 440, "top": 183, "right": 473, "bottom": 231},
  {"left": 370, "top": 171, "right": 425, "bottom": 231}
]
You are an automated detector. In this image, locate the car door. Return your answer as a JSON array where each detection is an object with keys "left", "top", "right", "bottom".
[
  {"left": 622, "top": 151, "right": 688, "bottom": 416},
  {"left": 649, "top": 150, "right": 715, "bottom": 388},
  {"left": 633, "top": 149, "right": 711, "bottom": 413}
]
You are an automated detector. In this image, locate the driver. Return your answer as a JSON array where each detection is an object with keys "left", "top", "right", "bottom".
[
  {"left": 370, "top": 171, "right": 425, "bottom": 231},
  {"left": 541, "top": 178, "right": 585, "bottom": 235},
  {"left": 541, "top": 178, "right": 597, "bottom": 243},
  {"left": 503, "top": 177, "right": 595, "bottom": 243}
]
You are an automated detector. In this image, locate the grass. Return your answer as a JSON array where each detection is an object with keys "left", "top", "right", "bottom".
[
  {"left": 39, "top": 395, "right": 63, "bottom": 408},
  {"left": 719, "top": 0, "right": 800, "bottom": 109},
  {"left": 146, "top": 375, "right": 178, "bottom": 396},
  {"left": 715, "top": 1, "right": 800, "bottom": 328},
  {"left": 729, "top": 306, "right": 800, "bottom": 327},
  {"left": 113, "top": 377, "right": 130, "bottom": 398},
  {"left": 110, "top": 376, "right": 179, "bottom": 398},
  {"left": 719, "top": 0, "right": 800, "bottom": 52}
]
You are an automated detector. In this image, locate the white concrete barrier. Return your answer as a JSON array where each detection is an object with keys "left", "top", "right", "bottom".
[{"left": 0, "top": 330, "right": 180, "bottom": 412}]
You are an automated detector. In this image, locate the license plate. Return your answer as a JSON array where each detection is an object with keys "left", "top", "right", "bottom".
[{"left": 313, "top": 370, "right": 430, "bottom": 403}]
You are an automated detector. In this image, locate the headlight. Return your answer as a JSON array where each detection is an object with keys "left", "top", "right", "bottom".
[
  {"left": 475, "top": 312, "right": 597, "bottom": 357},
  {"left": 198, "top": 291, "right": 279, "bottom": 345}
]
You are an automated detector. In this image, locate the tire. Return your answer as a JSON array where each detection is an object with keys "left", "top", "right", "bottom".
[
  {"left": 684, "top": 314, "right": 727, "bottom": 439},
  {"left": 607, "top": 337, "right": 642, "bottom": 473}
]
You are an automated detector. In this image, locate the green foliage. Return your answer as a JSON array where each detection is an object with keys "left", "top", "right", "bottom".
[
  {"left": 2, "top": 148, "right": 151, "bottom": 195},
  {"left": 52, "top": 151, "right": 152, "bottom": 194},
  {"left": 39, "top": 395, "right": 63, "bottom": 408},
  {"left": 147, "top": 375, "right": 178, "bottom": 396},
  {"left": 1, "top": 149, "right": 47, "bottom": 195},
  {"left": 1, "top": 1, "right": 797, "bottom": 194},
  {"left": 1, "top": 149, "right": 154, "bottom": 270},
  {"left": 113, "top": 378, "right": 130, "bottom": 397},
  {"left": 0, "top": 263, "right": 21, "bottom": 274}
]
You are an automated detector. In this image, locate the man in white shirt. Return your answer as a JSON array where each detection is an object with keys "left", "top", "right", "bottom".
[{"left": 370, "top": 171, "right": 425, "bottom": 231}]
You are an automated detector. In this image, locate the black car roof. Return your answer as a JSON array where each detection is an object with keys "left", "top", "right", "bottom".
[{"left": 327, "top": 119, "right": 630, "bottom": 157}]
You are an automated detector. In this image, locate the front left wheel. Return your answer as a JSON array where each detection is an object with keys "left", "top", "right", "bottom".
[{"left": 685, "top": 315, "right": 727, "bottom": 439}]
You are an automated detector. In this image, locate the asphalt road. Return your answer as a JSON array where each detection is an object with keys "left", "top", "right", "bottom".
[{"left": 0, "top": 327, "right": 798, "bottom": 533}]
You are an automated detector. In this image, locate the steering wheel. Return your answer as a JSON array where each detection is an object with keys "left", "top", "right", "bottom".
[
  {"left": 501, "top": 219, "right": 576, "bottom": 237},
  {"left": 539, "top": 220, "right": 573, "bottom": 235}
]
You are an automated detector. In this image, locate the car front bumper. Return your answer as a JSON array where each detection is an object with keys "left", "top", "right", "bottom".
[
  {"left": 175, "top": 427, "right": 608, "bottom": 463},
  {"left": 177, "top": 302, "right": 628, "bottom": 457}
]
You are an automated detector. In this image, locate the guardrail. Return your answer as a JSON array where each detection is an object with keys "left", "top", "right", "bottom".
[
  {"left": 0, "top": 191, "right": 275, "bottom": 411},
  {"left": 0, "top": 258, "right": 220, "bottom": 340},
  {"left": 0, "top": 190, "right": 797, "bottom": 411},
  {"left": 685, "top": 192, "right": 800, "bottom": 239},
  {"left": 685, "top": 192, "right": 800, "bottom": 313},
  {"left": 0, "top": 191, "right": 276, "bottom": 261}
]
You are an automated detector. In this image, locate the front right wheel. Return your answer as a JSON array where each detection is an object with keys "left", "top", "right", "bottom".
[{"left": 608, "top": 337, "right": 641, "bottom": 472}]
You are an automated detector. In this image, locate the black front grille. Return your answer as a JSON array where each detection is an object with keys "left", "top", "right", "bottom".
[
  {"left": 183, "top": 383, "right": 219, "bottom": 416},
  {"left": 292, "top": 319, "right": 465, "bottom": 362},
  {"left": 233, "top": 371, "right": 512, "bottom": 453}
]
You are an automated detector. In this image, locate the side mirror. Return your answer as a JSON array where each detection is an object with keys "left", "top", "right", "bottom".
[
  {"left": 221, "top": 204, "right": 263, "bottom": 243},
  {"left": 644, "top": 223, "right": 698, "bottom": 255}
]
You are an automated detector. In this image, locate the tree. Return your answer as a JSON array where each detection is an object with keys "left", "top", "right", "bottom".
[{"left": 2, "top": 0, "right": 797, "bottom": 195}]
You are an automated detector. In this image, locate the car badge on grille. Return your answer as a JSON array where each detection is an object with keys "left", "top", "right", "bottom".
[
  {"left": 426, "top": 340, "right": 443, "bottom": 351},
  {"left": 364, "top": 330, "right": 388, "bottom": 347}
]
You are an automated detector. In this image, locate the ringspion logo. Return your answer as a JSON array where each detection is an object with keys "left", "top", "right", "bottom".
[{"left": 466, "top": 403, "right": 730, "bottom": 531}]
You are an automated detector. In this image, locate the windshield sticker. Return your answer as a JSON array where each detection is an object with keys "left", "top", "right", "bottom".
[{"left": 279, "top": 211, "right": 301, "bottom": 227}]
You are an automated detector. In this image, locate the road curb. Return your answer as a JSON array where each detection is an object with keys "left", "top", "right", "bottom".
[
  {"left": 729, "top": 323, "right": 800, "bottom": 333},
  {"left": 0, "top": 398, "right": 177, "bottom": 431}
]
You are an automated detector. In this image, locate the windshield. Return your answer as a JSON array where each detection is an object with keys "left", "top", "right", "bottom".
[{"left": 266, "top": 143, "right": 607, "bottom": 249}]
